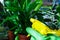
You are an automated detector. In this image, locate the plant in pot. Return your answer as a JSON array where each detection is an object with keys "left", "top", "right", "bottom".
[{"left": 0, "top": 0, "right": 43, "bottom": 40}]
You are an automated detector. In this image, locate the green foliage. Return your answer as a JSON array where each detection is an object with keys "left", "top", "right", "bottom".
[
  {"left": 57, "top": 5, "right": 60, "bottom": 13},
  {"left": 0, "top": 0, "right": 43, "bottom": 35}
]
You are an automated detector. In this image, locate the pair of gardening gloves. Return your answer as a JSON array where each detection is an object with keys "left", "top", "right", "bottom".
[
  {"left": 26, "top": 18, "right": 60, "bottom": 40},
  {"left": 26, "top": 27, "right": 60, "bottom": 40}
]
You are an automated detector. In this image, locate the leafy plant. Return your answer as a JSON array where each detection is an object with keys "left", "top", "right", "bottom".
[{"left": 0, "top": 0, "right": 43, "bottom": 35}]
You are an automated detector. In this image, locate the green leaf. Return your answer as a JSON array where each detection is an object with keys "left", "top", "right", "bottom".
[
  {"left": 15, "top": 35, "right": 19, "bottom": 40},
  {"left": 26, "top": 1, "right": 38, "bottom": 13},
  {"left": 5, "top": 1, "right": 12, "bottom": 7},
  {"left": 34, "top": 0, "right": 43, "bottom": 11}
]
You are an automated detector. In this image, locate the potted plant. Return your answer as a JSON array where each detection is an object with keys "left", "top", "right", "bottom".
[{"left": 0, "top": 0, "right": 43, "bottom": 40}]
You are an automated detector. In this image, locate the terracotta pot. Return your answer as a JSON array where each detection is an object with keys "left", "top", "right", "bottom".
[
  {"left": 19, "top": 34, "right": 30, "bottom": 40},
  {"left": 8, "top": 31, "right": 15, "bottom": 40}
]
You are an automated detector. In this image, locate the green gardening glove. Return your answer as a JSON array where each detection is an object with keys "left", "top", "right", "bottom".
[{"left": 26, "top": 27, "right": 46, "bottom": 40}]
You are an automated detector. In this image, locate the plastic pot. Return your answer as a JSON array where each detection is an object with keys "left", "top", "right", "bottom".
[
  {"left": 19, "top": 34, "right": 30, "bottom": 40},
  {"left": 8, "top": 31, "right": 15, "bottom": 40}
]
